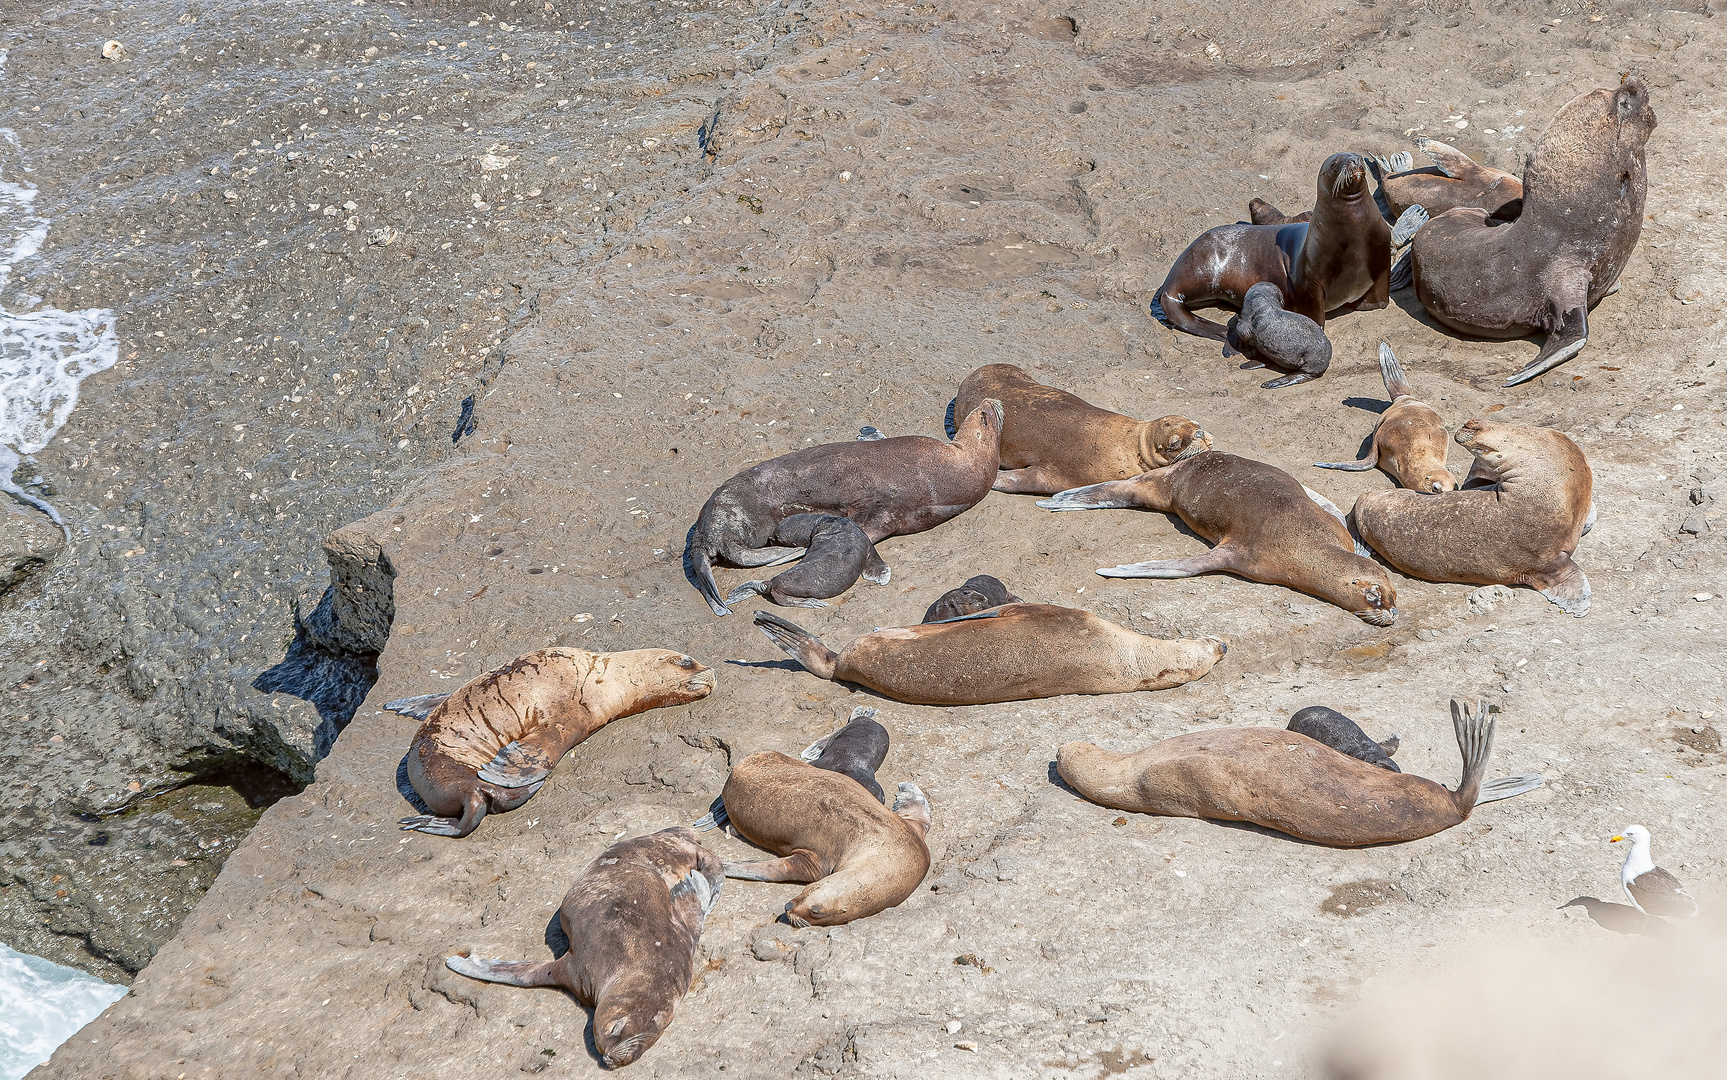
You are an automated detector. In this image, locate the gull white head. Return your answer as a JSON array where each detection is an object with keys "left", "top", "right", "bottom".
[{"left": 1610, "top": 825, "right": 1654, "bottom": 877}]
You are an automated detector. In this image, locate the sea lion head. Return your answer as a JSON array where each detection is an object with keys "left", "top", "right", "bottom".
[
  {"left": 783, "top": 877, "right": 851, "bottom": 929},
  {"left": 954, "top": 397, "right": 1006, "bottom": 446},
  {"left": 1350, "top": 578, "right": 1398, "bottom": 627},
  {"left": 1610, "top": 74, "right": 1656, "bottom": 138},
  {"left": 1138, "top": 414, "right": 1213, "bottom": 469},
  {"left": 1318, "top": 152, "right": 1369, "bottom": 200},
  {"left": 594, "top": 999, "right": 672, "bottom": 1068},
  {"left": 616, "top": 650, "right": 717, "bottom": 711},
  {"left": 1412, "top": 467, "right": 1457, "bottom": 495},
  {"left": 1453, "top": 418, "right": 1512, "bottom": 473}
]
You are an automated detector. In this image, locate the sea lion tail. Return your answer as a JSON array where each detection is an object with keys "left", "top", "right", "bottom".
[
  {"left": 445, "top": 955, "right": 563, "bottom": 988},
  {"left": 1449, "top": 699, "right": 1495, "bottom": 810},
  {"left": 752, "top": 611, "right": 839, "bottom": 679},
  {"left": 1377, "top": 341, "right": 1413, "bottom": 400},
  {"left": 1475, "top": 774, "right": 1545, "bottom": 805}
]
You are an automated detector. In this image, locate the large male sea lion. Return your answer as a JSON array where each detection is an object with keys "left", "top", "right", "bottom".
[
  {"left": 696, "top": 750, "right": 930, "bottom": 927},
  {"left": 686, "top": 401, "right": 1004, "bottom": 615},
  {"left": 1351, "top": 418, "right": 1593, "bottom": 616},
  {"left": 1224, "top": 281, "right": 1334, "bottom": 388},
  {"left": 951, "top": 363, "right": 1209, "bottom": 493},
  {"left": 922, "top": 573, "right": 1022, "bottom": 623},
  {"left": 1057, "top": 700, "right": 1544, "bottom": 847},
  {"left": 753, "top": 604, "right": 1224, "bottom": 705},
  {"left": 1151, "top": 153, "right": 1392, "bottom": 345},
  {"left": 1038, "top": 452, "right": 1399, "bottom": 625},
  {"left": 1314, "top": 343, "right": 1455, "bottom": 493},
  {"left": 391, "top": 648, "right": 716, "bottom": 837},
  {"left": 1407, "top": 78, "right": 1655, "bottom": 385},
  {"left": 446, "top": 827, "right": 723, "bottom": 1067}
]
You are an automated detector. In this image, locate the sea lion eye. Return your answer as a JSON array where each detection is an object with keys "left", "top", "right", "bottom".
[{"left": 674, "top": 656, "right": 695, "bottom": 669}]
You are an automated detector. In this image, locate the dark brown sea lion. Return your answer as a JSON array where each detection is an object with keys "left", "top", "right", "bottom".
[
  {"left": 391, "top": 648, "right": 717, "bottom": 837},
  {"left": 801, "top": 705, "right": 891, "bottom": 803},
  {"left": 1224, "top": 281, "right": 1333, "bottom": 388},
  {"left": 696, "top": 750, "right": 930, "bottom": 927},
  {"left": 1351, "top": 418, "right": 1593, "bottom": 616},
  {"left": 1408, "top": 78, "right": 1655, "bottom": 385},
  {"left": 446, "top": 827, "right": 723, "bottom": 1067},
  {"left": 921, "top": 574, "right": 1022, "bottom": 623},
  {"left": 951, "top": 363, "right": 1210, "bottom": 494},
  {"left": 1315, "top": 342, "right": 1455, "bottom": 493},
  {"left": 722, "top": 513, "right": 884, "bottom": 609},
  {"left": 1287, "top": 705, "right": 1400, "bottom": 773},
  {"left": 1057, "top": 700, "right": 1544, "bottom": 847},
  {"left": 1150, "top": 152, "right": 1392, "bottom": 343},
  {"left": 1038, "top": 451, "right": 1399, "bottom": 625},
  {"left": 686, "top": 400, "right": 1004, "bottom": 615},
  {"left": 753, "top": 604, "right": 1225, "bottom": 705}
]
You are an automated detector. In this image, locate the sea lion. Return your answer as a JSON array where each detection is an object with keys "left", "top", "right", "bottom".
[
  {"left": 800, "top": 705, "right": 891, "bottom": 803},
  {"left": 722, "top": 513, "right": 883, "bottom": 609},
  {"left": 1351, "top": 418, "right": 1593, "bottom": 616},
  {"left": 1224, "top": 281, "right": 1333, "bottom": 388},
  {"left": 1314, "top": 342, "right": 1455, "bottom": 493},
  {"left": 921, "top": 574, "right": 1022, "bottom": 623},
  {"left": 1057, "top": 700, "right": 1544, "bottom": 847},
  {"left": 696, "top": 750, "right": 930, "bottom": 927},
  {"left": 1287, "top": 705, "right": 1401, "bottom": 773},
  {"left": 1150, "top": 152, "right": 1392, "bottom": 344},
  {"left": 1250, "top": 140, "right": 1522, "bottom": 226},
  {"left": 445, "top": 827, "right": 723, "bottom": 1067},
  {"left": 391, "top": 648, "right": 717, "bottom": 837},
  {"left": 686, "top": 400, "right": 1004, "bottom": 615},
  {"left": 753, "top": 604, "right": 1225, "bottom": 705},
  {"left": 1038, "top": 452, "right": 1399, "bottom": 625},
  {"left": 950, "top": 363, "right": 1210, "bottom": 494},
  {"left": 1408, "top": 78, "right": 1655, "bottom": 385}
]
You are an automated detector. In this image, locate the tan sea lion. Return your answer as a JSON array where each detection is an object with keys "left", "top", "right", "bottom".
[
  {"left": 753, "top": 603, "right": 1224, "bottom": 705},
  {"left": 446, "top": 827, "right": 723, "bottom": 1067},
  {"left": 950, "top": 363, "right": 1209, "bottom": 494},
  {"left": 1057, "top": 700, "right": 1544, "bottom": 847},
  {"left": 686, "top": 401, "right": 1004, "bottom": 615},
  {"left": 391, "top": 648, "right": 717, "bottom": 837},
  {"left": 1351, "top": 418, "right": 1593, "bottom": 616},
  {"left": 1408, "top": 78, "right": 1655, "bottom": 385},
  {"left": 1314, "top": 342, "right": 1455, "bottom": 493},
  {"left": 696, "top": 749, "right": 930, "bottom": 927},
  {"left": 1038, "top": 451, "right": 1399, "bottom": 625}
]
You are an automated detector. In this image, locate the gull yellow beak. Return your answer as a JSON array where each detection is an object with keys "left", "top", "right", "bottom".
[{"left": 1608, "top": 834, "right": 1626, "bottom": 843}]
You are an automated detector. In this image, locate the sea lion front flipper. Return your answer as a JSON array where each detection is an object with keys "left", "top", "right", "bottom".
[
  {"left": 860, "top": 545, "right": 890, "bottom": 585},
  {"left": 802, "top": 706, "right": 879, "bottom": 761},
  {"left": 669, "top": 866, "right": 724, "bottom": 917},
  {"left": 476, "top": 739, "right": 558, "bottom": 788},
  {"left": 1534, "top": 561, "right": 1591, "bottom": 617},
  {"left": 1379, "top": 734, "right": 1401, "bottom": 757},
  {"left": 383, "top": 693, "right": 453, "bottom": 720},
  {"left": 446, "top": 956, "right": 563, "bottom": 988},
  {"left": 691, "top": 796, "right": 730, "bottom": 832},
  {"left": 1261, "top": 371, "right": 1319, "bottom": 389},
  {"left": 857, "top": 426, "right": 886, "bottom": 441},
  {"left": 1505, "top": 302, "right": 1588, "bottom": 386},
  {"left": 723, "top": 849, "right": 826, "bottom": 884},
  {"left": 1095, "top": 547, "right": 1237, "bottom": 579},
  {"left": 725, "top": 579, "right": 830, "bottom": 608},
  {"left": 1313, "top": 453, "right": 1380, "bottom": 472},
  {"left": 1037, "top": 479, "right": 1148, "bottom": 512},
  {"left": 1237, "top": 357, "right": 1266, "bottom": 370},
  {"left": 731, "top": 545, "right": 808, "bottom": 569},
  {"left": 920, "top": 606, "right": 1009, "bottom": 625},
  {"left": 1475, "top": 774, "right": 1545, "bottom": 805},
  {"left": 892, "top": 781, "right": 932, "bottom": 837},
  {"left": 399, "top": 788, "right": 492, "bottom": 838}
]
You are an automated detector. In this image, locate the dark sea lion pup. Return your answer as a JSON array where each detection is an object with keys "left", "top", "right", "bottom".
[
  {"left": 686, "top": 400, "right": 1004, "bottom": 615},
  {"left": 1288, "top": 705, "right": 1400, "bottom": 773},
  {"left": 1057, "top": 700, "right": 1544, "bottom": 847},
  {"left": 1315, "top": 342, "right": 1455, "bottom": 493},
  {"left": 389, "top": 648, "right": 716, "bottom": 837},
  {"left": 1225, "top": 281, "right": 1333, "bottom": 389},
  {"left": 722, "top": 513, "right": 883, "bottom": 609},
  {"left": 800, "top": 705, "right": 891, "bottom": 802},
  {"left": 950, "top": 363, "right": 1210, "bottom": 494},
  {"left": 446, "top": 827, "right": 723, "bottom": 1067},
  {"left": 922, "top": 574, "right": 1022, "bottom": 623}
]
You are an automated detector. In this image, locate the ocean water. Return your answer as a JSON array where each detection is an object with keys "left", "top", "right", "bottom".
[{"left": 0, "top": 942, "right": 126, "bottom": 1079}]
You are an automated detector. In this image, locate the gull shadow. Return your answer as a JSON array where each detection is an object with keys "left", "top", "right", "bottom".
[{"left": 1561, "top": 895, "right": 1672, "bottom": 936}]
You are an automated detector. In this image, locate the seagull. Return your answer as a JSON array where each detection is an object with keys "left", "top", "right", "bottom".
[{"left": 1610, "top": 825, "right": 1699, "bottom": 918}]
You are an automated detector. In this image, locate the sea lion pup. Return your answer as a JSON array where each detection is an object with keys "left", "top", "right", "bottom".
[
  {"left": 753, "top": 604, "right": 1224, "bottom": 705},
  {"left": 1038, "top": 452, "right": 1399, "bottom": 626},
  {"left": 800, "top": 705, "right": 891, "bottom": 803},
  {"left": 1287, "top": 705, "right": 1401, "bottom": 773},
  {"left": 1408, "top": 78, "right": 1656, "bottom": 386},
  {"left": 1314, "top": 342, "right": 1455, "bottom": 493},
  {"left": 685, "top": 400, "right": 1004, "bottom": 615},
  {"left": 1150, "top": 152, "right": 1392, "bottom": 343},
  {"left": 391, "top": 648, "right": 717, "bottom": 837},
  {"left": 1224, "top": 281, "right": 1333, "bottom": 389},
  {"left": 922, "top": 573, "right": 1022, "bottom": 623},
  {"left": 446, "top": 827, "right": 722, "bottom": 1067},
  {"left": 950, "top": 363, "right": 1209, "bottom": 494},
  {"left": 695, "top": 750, "right": 930, "bottom": 926},
  {"left": 1351, "top": 418, "right": 1593, "bottom": 616},
  {"left": 1057, "top": 700, "right": 1545, "bottom": 847},
  {"left": 722, "top": 513, "right": 882, "bottom": 609}
]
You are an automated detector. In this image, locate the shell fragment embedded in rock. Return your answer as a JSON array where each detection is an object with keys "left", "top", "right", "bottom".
[{"left": 101, "top": 40, "right": 127, "bottom": 60}]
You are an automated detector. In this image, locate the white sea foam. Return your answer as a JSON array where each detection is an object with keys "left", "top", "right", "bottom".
[{"left": 0, "top": 942, "right": 125, "bottom": 1080}]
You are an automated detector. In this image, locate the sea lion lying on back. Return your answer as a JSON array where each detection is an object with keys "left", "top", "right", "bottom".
[
  {"left": 950, "top": 363, "right": 1209, "bottom": 494},
  {"left": 446, "top": 827, "right": 722, "bottom": 1067},
  {"left": 1039, "top": 451, "right": 1399, "bottom": 625},
  {"left": 1225, "top": 281, "right": 1333, "bottom": 389},
  {"left": 390, "top": 648, "right": 716, "bottom": 837},
  {"left": 1314, "top": 342, "right": 1455, "bottom": 493},
  {"left": 686, "top": 401, "right": 1004, "bottom": 615},
  {"left": 753, "top": 604, "right": 1224, "bottom": 705},
  {"left": 1058, "top": 700, "right": 1543, "bottom": 847},
  {"left": 922, "top": 574, "right": 1022, "bottom": 623}
]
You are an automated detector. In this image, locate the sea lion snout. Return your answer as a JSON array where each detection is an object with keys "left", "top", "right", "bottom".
[
  {"left": 1419, "top": 470, "right": 1457, "bottom": 494},
  {"left": 1353, "top": 580, "right": 1398, "bottom": 626}
]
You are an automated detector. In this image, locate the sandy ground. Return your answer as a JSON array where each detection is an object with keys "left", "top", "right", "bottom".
[{"left": 29, "top": 0, "right": 1727, "bottom": 1076}]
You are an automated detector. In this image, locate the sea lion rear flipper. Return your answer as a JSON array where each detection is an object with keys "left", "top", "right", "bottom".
[
  {"left": 1475, "top": 774, "right": 1545, "bottom": 805},
  {"left": 857, "top": 426, "right": 886, "bottom": 441},
  {"left": 723, "top": 849, "right": 825, "bottom": 884},
  {"left": 446, "top": 955, "right": 563, "bottom": 988},
  {"left": 1261, "top": 371, "right": 1319, "bottom": 389},
  {"left": 1379, "top": 734, "right": 1401, "bottom": 757},
  {"left": 1534, "top": 562, "right": 1591, "bottom": 617},
  {"left": 476, "top": 739, "right": 558, "bottom": 788},
  {"left": 1313, "top": 454, "right": 1379, "bottom": 472},
  {"left": 1581, "top": 501, "right": 1597, "bottom": 536},
  {"left": 691, "top": 796, "right": 730, "bottom": 832},
  {"left": 669, "top": 866, "right": 723, "bottom": 917},
  {"left": 1449, "top": 699, "right": 1495, "bottom": 809},
  {"left": 1366, "top": 149, "right": 1414, "bottom": 178},
  {"left": 1415, "top": 137, "right": 1476, "bottom": 179},
  {"left": 1505, "top": 302, "right": 1588, "bottom": 386},
  {"left": 1096, "top": 547, "right": 1236, "bottom": 579},
  {"left": 802, "top": 706, "right": 879, "bottom": 761},
  {"left": 753, "top": 611, "right": 840, "bottom": 679},
  {"left": 383, "top": 693, "right": 453, "bottom": 720},
  {"left": 892, "top": 781, "right": 932, "bottom": 837},
  {"left": 1390, "top": 205, "right": 1428, "bottom": 248},
  {"left": 1388, "top": 250, "right": 1414, "bottom": 292},
  {"left": 1377, "top": 341, "right": 1413, "bottom": 400},
  {"left": 726, "top": 579, "right": 830, "bottom": 608},
  {"left": 921, "top": 607, "right": 1009, "bottom": 625}
]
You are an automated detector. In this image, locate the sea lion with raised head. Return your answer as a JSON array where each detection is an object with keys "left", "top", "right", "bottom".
[
  {"left": 695, "top": 750, "right": 930, "bottom": 927},
  {"left": 1315, "top": 342, "right": 1455, "bottom": 493},
  {"left": 1351, "top": 418, "right": 1593, "bottom": 615},
  {"left": 800, "top": 705, "right": 891, "bottom": 803},
  {"left": 1151, "top": 152, "right": 1392, "bottom": 344},
  {"left": 1288, "top": 705, "right": 1401, "bottom": 773},
  {"left": 391, "top": 648, "right": 717, "bottom": 837},
  {"left": 1038, "top": 451, "right": 1399, "bottom": 625},
  {"left": 950, "top": 363, "right": 1209, "bottom": 494},
  {"left": 1251, "top": 140, "right": 1522, "bottom": 226},
  {"left": 753, "top": 604, "right": 1224, "bottom": 705},
  {"left": 1224, "top": 281, "right": 1334, "bottom": 388},
  {"left": 445, "top": 827, "right": 722, "bottom": 1067},
  {"left": 921, "top": 574, "right": 1022, "bottom": 623},
  {"left": 686, "top": 401, "right": 1004, "bottom": 615},
  {"left": 722, "top": 513, "right": 883, "bottom": 609},
  {"left": 1057, "top": 700, "right": 1544, "bottom": 847},
  {"left": 1408, "top": 78, "right": 1655, "bottom": 385}
]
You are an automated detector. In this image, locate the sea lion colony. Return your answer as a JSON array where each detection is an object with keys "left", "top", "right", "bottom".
[{"left": 363, "top": 79, "right": 1690, "bottom": 1066}]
